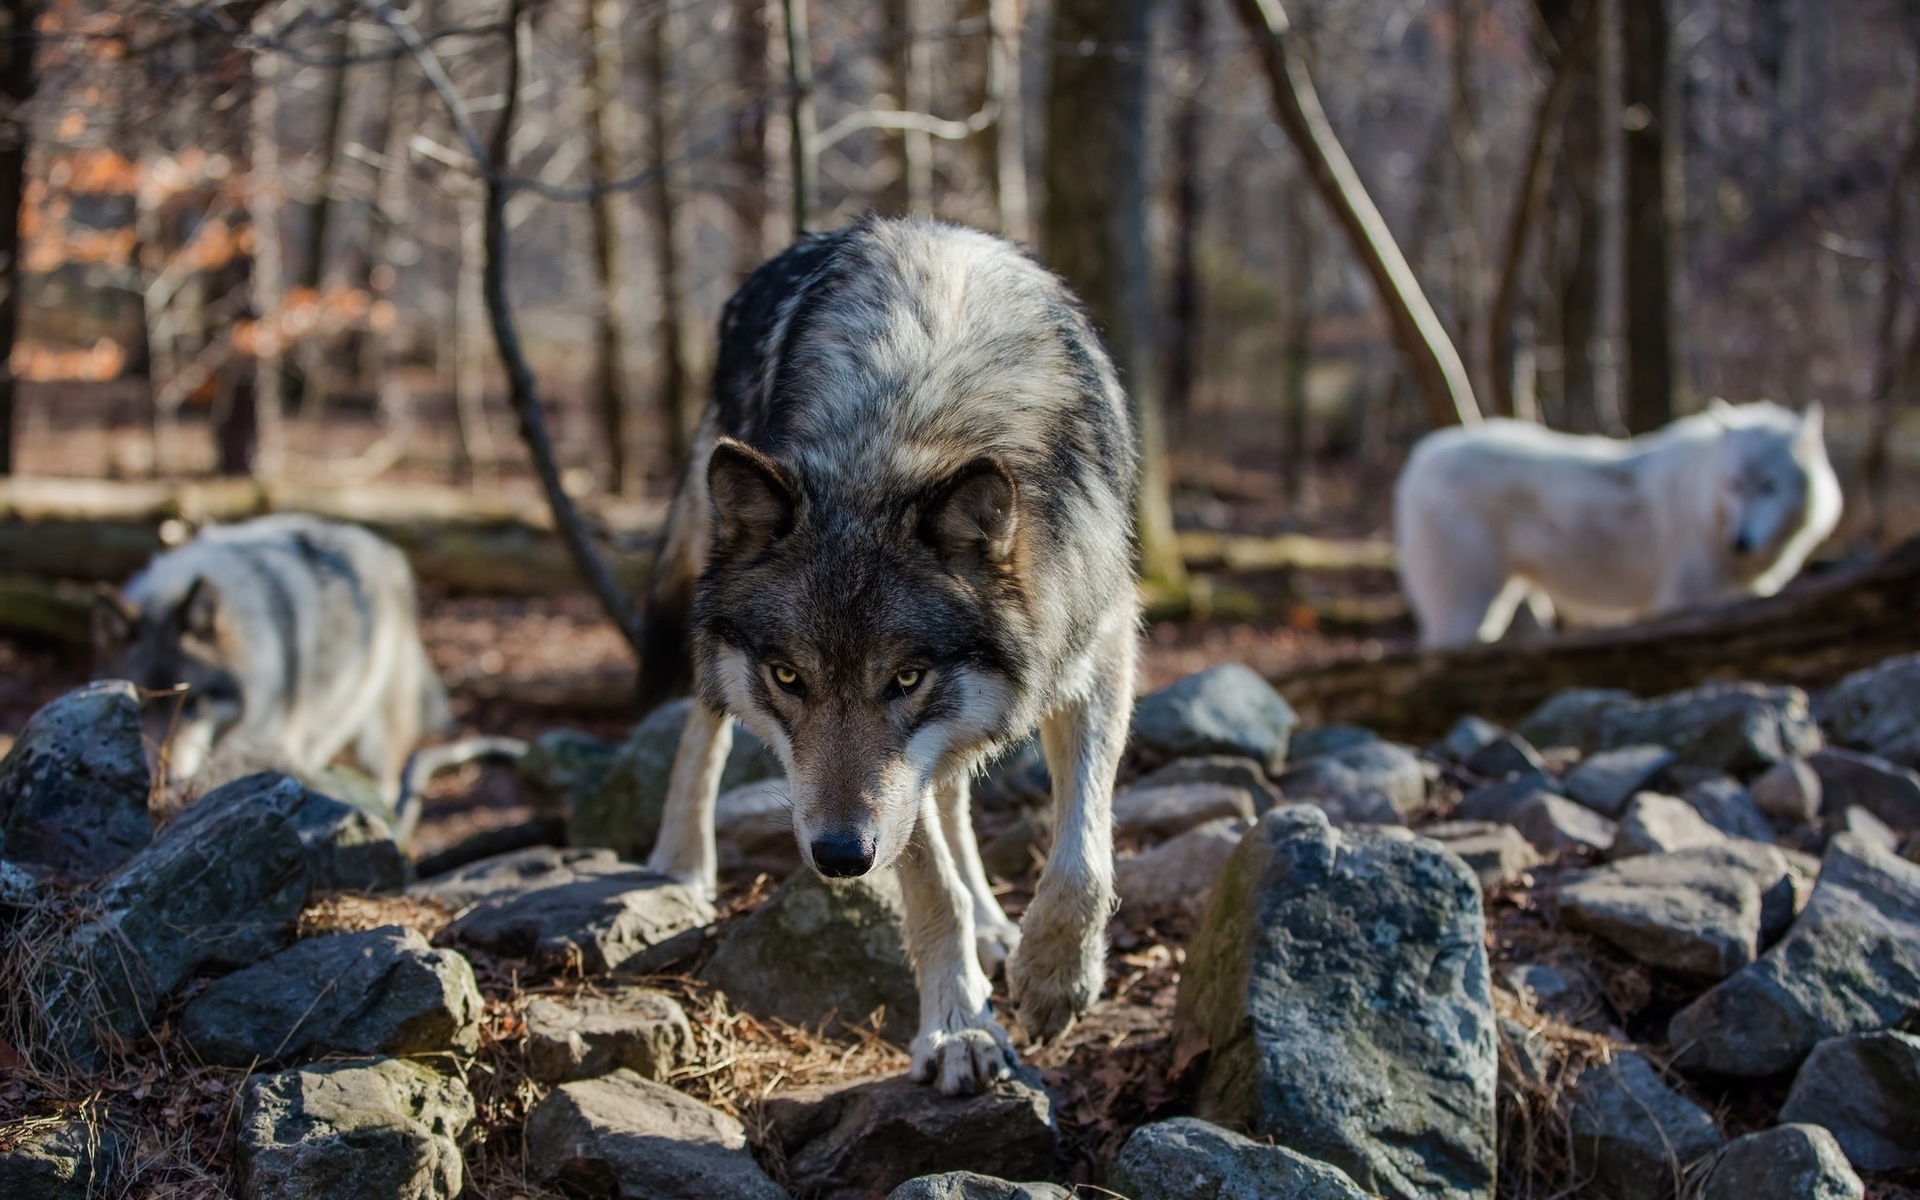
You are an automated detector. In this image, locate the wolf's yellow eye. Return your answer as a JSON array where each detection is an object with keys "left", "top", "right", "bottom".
[
  {"left": 770, "top": 664, "right": 802, "bottom": 692},
  {"left": 895, "top": 668, "right": 923, "bottom": 692}
]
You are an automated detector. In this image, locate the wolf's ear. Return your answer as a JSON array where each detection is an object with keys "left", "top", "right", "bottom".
[
  {"left": 925, "top": 458, "right": 1018, "bottom": 569},
  {"left": 1798, "top": 401, "right": 1825, "bottom": 452},
  {"left": 177, "top": 576, "right": 222, "bottom": 640},
  {"left": 708, "top": 438, "right": 795, "bottom": 557},
  {"left": 92, "top": 586, "right": 137, "bottom": 651}
]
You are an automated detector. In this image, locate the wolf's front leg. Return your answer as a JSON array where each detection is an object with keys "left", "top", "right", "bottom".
[
  {"left": 936, "top": 772, "right": 1022, "bottom": 977},
  {"left": 645, "top": 701, "right": 733, "bottom": 898},
  {"left": 899, "top": 786, "right": 1016, "bottom": 1095},
  {"left": 1008, "top": 620, "right": 1135, "bottom": 1042}
]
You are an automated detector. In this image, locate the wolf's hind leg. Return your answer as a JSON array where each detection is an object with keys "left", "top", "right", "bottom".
[
  {"left": 900, "top": 784, "right": 1016, "bottom": 1095},
  {"left": 1008, "top": 615, "right": 1134, "bottom": 1042},
  {"left": 936, "top": 771, "right": 1020, "bottom": 977},
  {"left": 645, "top": 702, "right": 733, "bottom": 897}
]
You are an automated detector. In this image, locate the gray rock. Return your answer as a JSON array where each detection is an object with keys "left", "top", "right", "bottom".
[
  {"left": 1568, "top": 1052, "right": 1723, "bottom": 1200},
  {"left": 1274, "top": 740, "right": 1427, "bottom": 826},
  {"left": 0, "top": 681, "right": 151, "bottom": 877},
  {"left": 1132, "top": 755, "right": 1284, "bottom": 814},
  {"left": 887, "top": 1172, "right": 1069, "bottom": 1200},
  {"left": 181, "top": 926, "right": 482, "bottom": 1067},
  {"left": 0, "top": 857, "right": 40, "bottom": 908},
  {"left": 1597, "top": 683, "right": 1823, "bottom": 773},
  {"left": 1458, "top": 776, "right": 1560, "bottom": 823},
  {"left": 1516, "top": 687, "right": 1634, "bottom": 751},
  {"left": 1778, "top": 1032, "right": 1920, "bottom": 1171},
  {"left": 1176, "top": 806, "right": 1496, "bottom": 1200},
  {"left": 1113, "top": 783, "right": 1255, "bottom": 843},
  {"left": 236, "top": 1057, "right": 473, "bottom": 1200},
  {"left": 441, "top": 850, "right": 712, "bottom": 974},
  {"left": 1286, "top": 724, "right": 1379, "bottom": 761},
  {"left": 1419, "top": 820, "right": 1540, "bottom": 890},
  {"left": 1816, "top": 653, "right": 1920, "bottom": 769},
  {"left": 1556, "top": 843, "right": 1795, "bottom": 978},
  {"left": 413, "top": 845, "right": 622, "bottom": 907},
  {"left": 1698, "top": 1124, "right": 1863, "bottom": 1200},
  {"left": 564, "top": 700, "right": 779, "bottom": 857},
  {"left": 1434, "top": 715, "right": 1506, "bottom": 764},
  {"left": 1116, "top": 817, "right": 1251, "bottom": 918},
  {"left": 1752, "top": 759, "right": 1823, "bottom": 824},
  {"left": 700, "top": 866, "right": 917, "bottom": 1042},
  {"left": 760, "top": 1067, "right": 1056, "bottom": 1200},
  {"left": 1669, "top": 834, "right": 1920, "bottom": 1077},
  {"left": 1131, "top": 664, "right": 1298, "bottom": 772},
  {"left": 0, "top": 1117, "right": 127, "bottom": 1199},
  {"left": 1565, "top": 746, "right": 1677, "bottom": 818},
  {"left": 1679, "top": 777, "right": 1776, "bottom": 842},
  {"left": 516, "top": 729, "right": 619, "bottom": 810},
  {"left": 1608, "top": 793, "right": 1726, "bottom": 859},
  {"left": 1109, "top": 1117, "right": 1370, "bottom": 1200},
  {"left": 1510, "top": 793, "right": 1619, "bottom": 853},
  {"left": 1465, "top": 731, "right": 1547, "bottom": 780},
  {"left": 525, "top": 1070, "right": 784, "bottom": 1199},
  {"left": 1503, "top": 962, "right": 1600, "bottom": 1023},
  {"left": 288, "top": 786, "right": 408, "bottom": 894},
  {"left": 522, "top": 988, "right": 694, "bottom": 1084},
  {"left": 43, "top": 774, "right": 337, "bottom": 1065},
  {"left": 1836, "top": 804, "right": 1901, "bottom": 852},
  {"left": 1810, "top": 748, "right": 1920, "bottom": 831},
  {"left": 714, "top": 779, "right": 802, "bottom": 877},
  {"left": 975, "top": 737, "right": 1050, "bottom": 810}
]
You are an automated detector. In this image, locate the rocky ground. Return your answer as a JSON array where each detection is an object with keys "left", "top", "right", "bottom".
[{"left": 4, "top": 654, "right": 1920, "bottom": 1199}]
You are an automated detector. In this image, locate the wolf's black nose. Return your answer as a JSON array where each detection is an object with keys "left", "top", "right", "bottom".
[{"left": 811, "top": 834, "right": 877, "bottom": 878}]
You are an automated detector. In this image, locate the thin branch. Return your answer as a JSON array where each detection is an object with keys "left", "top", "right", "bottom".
[{"left": 808, "top": 102, "right": 997, "bottom": 156}]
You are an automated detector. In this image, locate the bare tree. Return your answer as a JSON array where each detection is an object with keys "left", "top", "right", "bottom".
[
  {"left": 0, "top": 0, "right": 33, "bottom": 475},
  {"left": 732, "top": 0, "right": 772, "bottom": 277},
  {"left": 881, "top": 0, "right": 933, "bottom": 215},
  {"left": 783, "top": 0, "right": 818, "bottom": 232},
  {"left": 1620, "top": 0, "right": 1674, "bottom": 432},
  {"left": 1281, "top": 175, "right": 1314, "bottom": 506},
  {"left": 1864, "top": 48, "right": 1920, "bottom": 543},
  {"left": 1538, "top": 0, "right": 1605, "bottom": 430},
  {"left": 643, "top": 0, "right": 693, "bottom": 472},
  {"left": 292, "top": 18, "right": 351, "bottom": 413},
  {"left": 986, "top": 0, "right": 1028, "bottom": 242},
  {"left": 1043, "top": 0, "right": 1186, "bottom": 589},
  {"left": 583, "top": 0, "right": 635, "bottom": 490},
  {"left": 1163, "top": 0, "right": 1207, "bottom": 426},
  {"left": 1229, "top": 0, "right": 1481, "bottom": 428}
]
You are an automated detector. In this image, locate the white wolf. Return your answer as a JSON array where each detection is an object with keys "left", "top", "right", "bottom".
[{"left": 1396, "top": 400, "right": 1842, "bottom": 649}]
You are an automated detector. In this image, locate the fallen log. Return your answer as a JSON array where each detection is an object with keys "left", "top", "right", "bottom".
[{"left": 1271, "top": 538, "right": 1920, "bottom": 741}]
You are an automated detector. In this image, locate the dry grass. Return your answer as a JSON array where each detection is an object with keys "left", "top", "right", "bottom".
[
  {"left": 296, "top": 891, "right": 455, "bottom": 940},
  {"left": 1493, "top": 986, "right": 1623, "bottom": 1200}
]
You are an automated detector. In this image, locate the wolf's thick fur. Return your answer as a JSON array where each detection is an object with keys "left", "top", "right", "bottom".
[
  {"left": 93, "top": 514, "right": 448, "bottom": 800},
  {"left": 1396, "top": 400, "right": 1842, "bottom": 649},
  {"left": 639, "top": 218, "right": 1139, "bottom": 1094}
]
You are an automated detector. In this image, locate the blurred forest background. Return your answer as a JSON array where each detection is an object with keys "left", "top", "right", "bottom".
[{"left": 3, "top": 0, "right": 1920, "bottom": 731}]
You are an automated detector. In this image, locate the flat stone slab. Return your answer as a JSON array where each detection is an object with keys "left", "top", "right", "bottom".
[
  {"left": 182, "top": 925, "right": 482, "bottom": 1067},
  {"left": 1130, "top": 664, "right": 1298, "bottom": 772},
  {"left": 1419, "top": 821, "right": 1540, "bottom": 890},
  {"left": 1569, "top": 1052, "right": 1723, "bottom": 1200},
  {"left": 1109, "top": 1117, "right": 1370, "bottom": 1200},
  {"left": 1564, "top": 746, "right": 1676, "bottom": 818},
  {"left": 1698, "top": 1124, "right": 1863, "bottom": 1200},
  {"left": 1510, "top": 793, "right": 1618, "bottom": 854},
  {"left": 1669, "top": 833, "right": 1920, "bottom": 1077},
  {"left": 1779, "top": 1032, "right": 1920, "bottom": 1172},
  {"left": 1115, "top": 817, "right": 1250, "bottom": 919},
  {"left": 522, "top": 1069, "right": 784, "bottom": 1200},
  {"left": 1815, "top": 652, "right": 1920, "bottom": 769},
  {"left": 440, "top": 851, "right": 712, "bottom": 974},
  {"left": 888, "top": 1172, "right": 1069, "bottom": 1200},
  {"left": 523, "top": 987, "right": 694, "bottom": 1085},
  {"left": 1112, "top": 783, "right": 1255, "bottom": 843},
  {"left": 0, "top": 681, "right": 152, "bottom": 877},
  {"left": 236, "top": 1057, "right": 473, "bottom": 1200},
  {"left": 1810, "top": 748, "right": 1920, "bottom": 832},
  {"left": 1678, "top": 777, "right": 1774, "bottom": 843},
  {"left": 1608, "top": 793, "right": 1726, "bottom": 860},
  {"left": 0, "top": 1117, "right": 128, "bottom": 1199},
  {"left": 1557, "top": 843, "right": 1796, "bottom": 978},
  {"left": 760, "top": 1068, "right": 1056, "bottom": 1200},
  {"left": 1175, "top": 806, "right": 1496, "bottom": 1200},
  {"left": 699, "top": 866, "right": 918, "bottom": 1042},
  {"left": 1593, "top": 683, "right": 1823, "bottom": 773}
]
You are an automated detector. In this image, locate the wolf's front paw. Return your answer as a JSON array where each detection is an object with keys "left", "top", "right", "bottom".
[
  {"left": 1006, "top": 934, "right": 1102, "bottom": 1043},
  {"left": 975, "top": 918, "right": 1021, "bottom": 979},
  {"left": 909, "top": 1020, "right": 1016, "bottom": 1096}
]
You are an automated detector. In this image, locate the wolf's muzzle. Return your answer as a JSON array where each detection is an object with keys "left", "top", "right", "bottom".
[{"left": 810, "top": 832, "right": 878, "bottom": 878}]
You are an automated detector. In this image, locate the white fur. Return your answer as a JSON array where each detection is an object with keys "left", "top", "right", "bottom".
[{"left": 1396, "top": 401, "right": 1843, "bottom": 650}]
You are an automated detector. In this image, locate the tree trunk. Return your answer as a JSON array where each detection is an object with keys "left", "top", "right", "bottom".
[
  {"left": 246, "top": 31, "right": 286, "bottom": 476},
  {"left": 1447, "top": 0, "right": 1486, "bottom": 401},
  {"left": 293, "top": 19, "right": 350, "bottom": 415},
  {"left": 1228, "top": 0, "right": 1480, "bottom": 429},
  {"left": 583, "top": 0, "right": 634, "bottom": 492},
  {"left": 880, "top": 0, "right": 933, "bottom": 216},
  {"left": 1275, "top": 539, "right": 1920, "bottom": 740},
  {"left": 1162, "top": 0, "right": 1207, "bottom": 429},
  {"left": 1042, "top": 0, "right": 1186, "bottom": 589},
  {"left": 1281, "top": 176, "right": 1313, "bottom": 506},
  {"left": 1862, "top": 62, "right": 1920, "bottom": 545},
  {"left": 732, "top": 0, "right": 772, "bottom": 279},
  {"left": 452, "top": 189, "right": 496, "bottom": 482},
  {"left": 643, "top": 0, "right": 692, "bottom": 474},
  {"left": 1551, "top": 0, "right": 1604, "bottom": 431},
  {"left": 0, "top": 0, "right": 33, "bottom": 476},
  {"left": 783, "top": 0, "right": 818, "bottom": 233},
  {"left": 1620, "top": 0, "right": 1674, "bottom": 433},
  {"left": 986, "top": 0, "right": 1029, "bottom": 242},
  {"left": 359, "top": 4, "right": 424, "bottom": 454}
]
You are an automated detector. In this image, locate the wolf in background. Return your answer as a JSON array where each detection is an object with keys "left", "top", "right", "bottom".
[
  {"left": 637, "top": 217, "right": 1140, "bottom": 1094},
  {"left": 1396, "top": 400, "right": 1842, "bottom": 649},
  {"left": 92, "top": 514, "right": 449, "bottom": 804}
]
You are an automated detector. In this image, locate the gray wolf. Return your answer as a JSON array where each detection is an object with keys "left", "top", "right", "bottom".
[
  {"left": 92, "top": 514, "right": 449, "bottom": 805},
  {"left": 1396, "top": 400, "right": 1841, "bottom": 649},
  {"left": 637, "top": 217, "right": 1139, "bottom": 1094}
]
